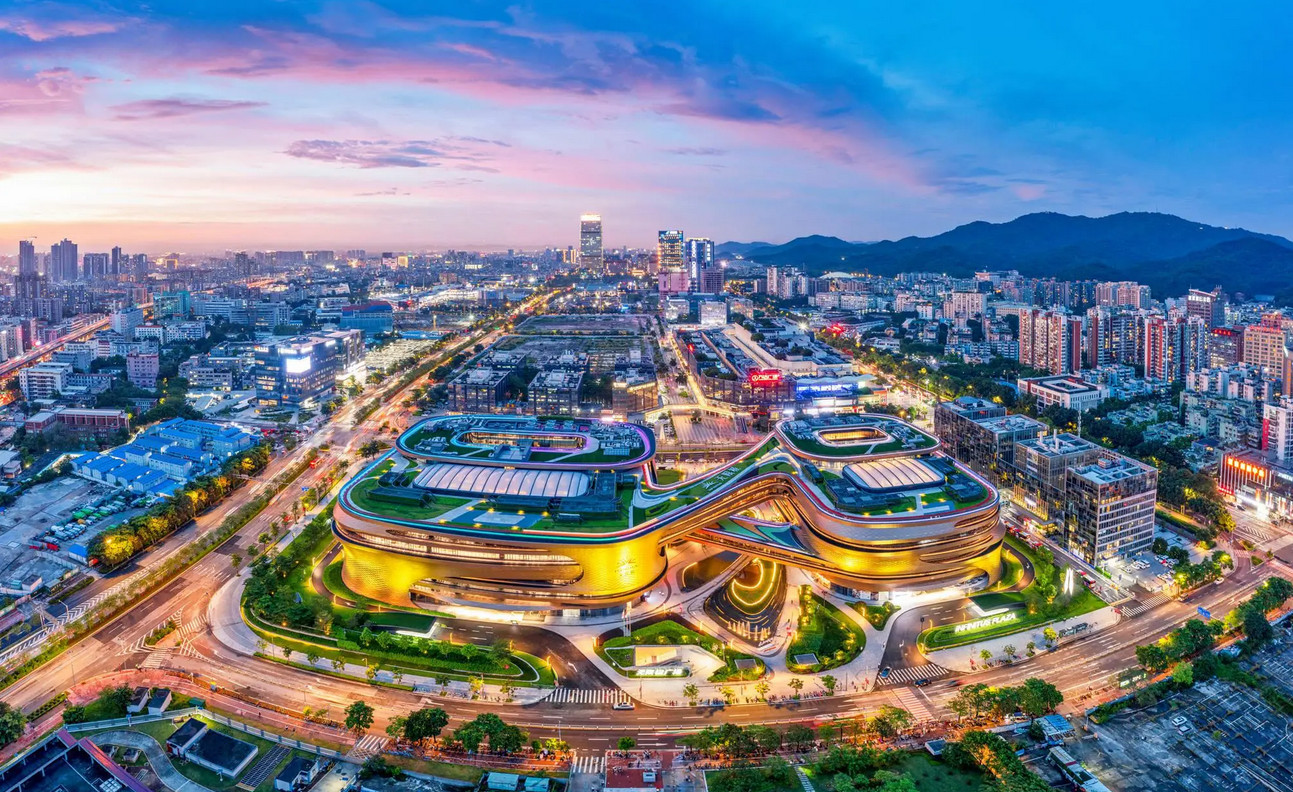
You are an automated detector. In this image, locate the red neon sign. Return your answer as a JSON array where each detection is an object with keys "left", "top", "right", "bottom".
[{"left": 748, "top": 369, "right": 783, "bottom": 386}]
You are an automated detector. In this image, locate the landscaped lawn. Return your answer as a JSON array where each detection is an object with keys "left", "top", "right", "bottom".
[
  {"left": 893, "top": 752, "right": 991, "bottom": 792},
  {"left": 919, "top": 537, "right": 1107, "bottom": 650},
  {"left": 349, "top": 476, "right": 472, "bottom": 521},
  {"left": 599, "top": 619, "right": 762, "bottom": 682},
  {"left": 786, "top": 589, "right": 865, "bottom": 672},
  {"left": 852, "top": 600, "right": 900, "bottom": 630},
  {"left": 654, "top": 468, "right": 684, "bottom": 485}
]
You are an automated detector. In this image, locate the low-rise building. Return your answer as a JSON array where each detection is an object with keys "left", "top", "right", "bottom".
[
  {"left": 527, "top": 370, "right": 583, "bottom": 416},
  {"left": 25, "top": 407, "right": 130, "bottom": 437},
  {"left": 1017, "top": 375, "right": 1109, "bottom": 413},
  {"left": 448, "top": 367, "right": 509, "bottom": 413}
]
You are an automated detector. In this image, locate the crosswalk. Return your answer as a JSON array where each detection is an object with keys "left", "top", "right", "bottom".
[
  {"left": 347, "top": 734, "right": 388, "bottom": 761},
  {"left": 875, "top": 663, "right": 950, "bottom": 687},
  {"left": 889, "top": 685, "right": 934, "bottom": 723},
  {"left": 545, "top": 687, "right": 631, "bottom": 705},
  {"left": 1121, "top": 592, "right": 1171, "bottom": 618},
  {"left": 569, "top": 754, "right": 606, "bottom": 776},
  {"left": 1236, "top": 520, "right": 1279, "bottom": 544}
]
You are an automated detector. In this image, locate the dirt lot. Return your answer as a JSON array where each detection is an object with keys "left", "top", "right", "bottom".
[{"left": 1080, "top": 676, "right": 1293, "bottom": 791}]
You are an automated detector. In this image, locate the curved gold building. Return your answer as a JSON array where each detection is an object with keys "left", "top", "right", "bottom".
[{"left": 333, "top": 413, "right": 1003, "bottom": 613}]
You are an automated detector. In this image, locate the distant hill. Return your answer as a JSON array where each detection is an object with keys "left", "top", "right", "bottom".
[
  {"left": 732, "top": 212, "right": 1293, "bottom": 300},
  {"left": 716, "top": 240, "right": 774, "bottom": 257}
]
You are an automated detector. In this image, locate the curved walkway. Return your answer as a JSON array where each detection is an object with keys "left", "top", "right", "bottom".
[{"left": 90, "top": 730, "right": 215, "bottom": 792}]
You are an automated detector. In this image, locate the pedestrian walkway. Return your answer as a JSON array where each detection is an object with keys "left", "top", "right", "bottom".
[
  {"left": 545, "top": 687, "right": 630, "bottom": 705},
  {"left": 91, "top": 730, "right": 215, "bottom": 792},
  {"left": 875, "top": 663, "right": 949, "bottom": 686},
  {"left": 1121, "top": 592, "right": 1171, "bottom": 618},
  {"left": 889, "top": 685, "right": 934, "bottom": 723},
  {"left": 570, "top": 754, "right": 606, "bottom": 775},
  {"left": 346, "top": 734, "right": 388, "bottom": 761},
  {"left": 795, "top": 766, "right": 815, "bottom": 792}
]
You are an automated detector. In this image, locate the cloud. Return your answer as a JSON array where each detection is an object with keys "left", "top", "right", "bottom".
[
  {"left": 111, "top": 98, "right": 267, "bottom": 121},
  {"left": 663, "top": 146, "right": 727, "bottom": 156},
  {"left": 285, "top": 138, "right": 504, "bottom": 169},
  {"left": 0, "top": 4, "right": 125, "bottom": 41}
]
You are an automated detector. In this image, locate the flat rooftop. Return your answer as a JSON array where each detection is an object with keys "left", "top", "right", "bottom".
[
  {"left": 1071, "top": 455, "right": 1154, "bottom": 485},
  {"left": 1021, "top": 376, "right": 1102, "bottom": 394},
  {"left": 1017, "top": 433, "right": 1098, "bottom": 458},
  {"left": 977, "top": 414, "right": 1047, "bottom": 434}
]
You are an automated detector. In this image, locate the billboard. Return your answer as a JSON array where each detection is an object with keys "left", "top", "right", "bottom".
[{"left": 747, "top": 369, "right": 783, "bottom": 387}]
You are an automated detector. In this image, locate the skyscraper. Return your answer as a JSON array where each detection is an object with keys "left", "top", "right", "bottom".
[
  {"left": 110, "top": 246, "right": 123, "bottom": 276},
  {"left": 1018, "top": 308, "right": 1081, "bottom": 374},
  {"left": 18, "top": 240, "right": 36, "bottom": 275},
  {"left": 657, "top": 230, "right": 684, "bottom": 273},
  {"left": 686, "top": 237, "right": 714, "bottom": 281},
  {"left": 50, "top": 239, "right": 78, "bottom": 282},
  {"left": 579, "top": 213, "right": 604, "bottom": 272}
]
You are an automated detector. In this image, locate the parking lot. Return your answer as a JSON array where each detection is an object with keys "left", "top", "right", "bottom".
[{"left": 1080, "top": 677, "right": 1293, "bottom": 791}]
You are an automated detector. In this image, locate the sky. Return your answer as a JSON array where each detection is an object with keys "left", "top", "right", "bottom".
[{"left": 1, "top": 1, "right": 1291, "bottom": 252}]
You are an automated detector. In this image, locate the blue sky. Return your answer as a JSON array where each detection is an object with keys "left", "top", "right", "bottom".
[{"left": 0, "top": 1, "right": 1289, "bottom": 250}]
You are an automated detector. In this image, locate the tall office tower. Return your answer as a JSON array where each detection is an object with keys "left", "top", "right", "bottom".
[
  {"left": 579, "top": 213, "right": 604, "bottom": 272},
  {"left": 657, "top": 230, "right": 685, "bottom": 273},
  {"left": 686, "top": 237, "right": 714, "bottom": 281},
  {"left": 1064, "top": 453, "right": 1158, "bottom": 563},
  {"left": 1019, "top": 308, "right": 1080, "bottom": 374},
  {"left": 50, "top": 239, "right": 78, "bottom": 282},
  {"left": 110, "top": 246, "right": 123, "bottom": 276},
  {"left": 131, "top": 253, "right": 149, "bottom": 278},
  {"left": 1186, "top": 287, "right": 1226, "bottom": 329},
  {"left": 82, "top": 252, "right": 109, "bottom": 279}
]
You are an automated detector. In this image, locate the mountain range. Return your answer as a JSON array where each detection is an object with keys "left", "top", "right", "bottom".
[{"left": 718, "top": 212, "right": 1293, "bottom": 301}]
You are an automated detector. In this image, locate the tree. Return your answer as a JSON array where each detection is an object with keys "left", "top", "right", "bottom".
[
  {"left": 386, "top": 717, "right": 407, "bottom": 741},
  {"left": 755, "top": 679, "right": 771, "bottom": 700},
  {"left": 821, "top": 675, "right": 837, "bottom": 695},
  {"left": 345, "top": 701, "right": 375, "bottom": 736},
  {"left": 281, "top": 645, "right": 293, "bottom": 661},
  {"left": 0, "top": 702, "right": 25, "bottom": 747},
  {"left": 230, "top": 552, "right": 242, "bottom": 569},
  {"left": 364, "top": 664, "right": 378, "bottom": 682},
  {"left": 404, "top": 707, "right": 450, "bottom": 743},
  {"left": 1136, "top": 643, "right": 1171, "bottom": 673},
  {"left": 870, "top": 706, "right": 913, "bottom": 738},
  {"left": 1172, "top": 661, "right": 1195, "bottom": 688},
  {"left": 980, "top": 648, "right": 992, "bottom": 665},
  {"left": 1002, "top": 644, "right": 1017, "bottom": 659},
  {"left": 785, "top": 723, "right": 815, "bottom": 751},
  {"left": 618, "top": 736, "right": 637, "bottom": 751},
  {"left": 788, "top": 678, "right": 805, "bottom": 699},
  {"left": 720, "top": 686, "right": 736, "bottom": 704},
  {"left": 305, "top": 651, "right": 320, "bottom": 667},
  {"left": 1042, "top": 627, "right": 1059, "bottom": 647},
  {"left": 454, "top": 721, "right": 486, "bottom": 753},
  {"left": 1017, "top": 678, "right": 1063, "bottom": 717},
  {"left": 1243, "top": 607, "right": 1275, "bottom": 648},
  {"left": 683, "top": 682, "right": 700, "bottom": 706}
]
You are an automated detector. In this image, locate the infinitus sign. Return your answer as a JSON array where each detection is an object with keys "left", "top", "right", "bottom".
[
  {"left": 953, "top": 612, "right": 1017, "bottom": 633},
  {"left": 748, "top": 369, "right": 783, "bottom": 387}
]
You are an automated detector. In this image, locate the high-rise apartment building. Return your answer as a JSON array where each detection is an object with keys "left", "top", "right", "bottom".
[
  {"left": 1096, "top": 281, "right": 1150, "bottom": 309},
  {"left": 579, "top": 213, "right": 604, "bottom": 272},
  {"left": 657, "top": 230, "right": 685, "bottom": 272},
  {"left": 1142, "top": 315, "right": 1206, "bottom": 383},
  {"left": 50, "top": 239, "right": 78, "bottom": 282},
  {"left": 943, "top": 291, "right": 986, "bottom": 328},
  {"left": 82, "top": 252, "right": 109, "bottom": 279},
  {"left": 1263, "top": 397, "right": 1293, "bottom": 464},
  {"left": 1243, "top": 319, "right": 1288, "bottom": 372},
  {"left": 1084, "top": 306, "right": 1139, "bottom": 368},
  {"left": 1018, "top": 308, "right": 1081, "bottom": 374}
]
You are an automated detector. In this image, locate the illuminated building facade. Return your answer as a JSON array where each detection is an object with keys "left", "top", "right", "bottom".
[{"left": 333, "top": 413, "right": 1004, "bottom": 614}]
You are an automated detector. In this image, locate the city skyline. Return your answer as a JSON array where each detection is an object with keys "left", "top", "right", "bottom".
[{"left": 2, "top": 2, "right": 1291, "bottom": 250}]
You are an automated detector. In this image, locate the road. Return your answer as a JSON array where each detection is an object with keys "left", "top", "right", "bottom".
[{"left": 6, "top": 297, "right": 1290, "bottom": 753}]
